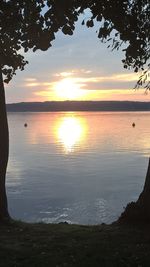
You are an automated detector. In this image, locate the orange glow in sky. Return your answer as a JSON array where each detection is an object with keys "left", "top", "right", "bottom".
[
  {"left": 32, "top": 70, "right": 150, "bottom": 102},
  {"left": 7, "top": 68, "right": 150, "bottom": 103}
]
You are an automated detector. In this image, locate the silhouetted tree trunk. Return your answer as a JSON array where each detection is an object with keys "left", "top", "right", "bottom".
[
  {"left": 0, "top": 68, "right": 10, "bottom": 220},
  {"left": 119, "top": 158, "right": 150, "bottom": 223},
  {"left": 136, "top": 158, "right": 150, "bottom": 215}
]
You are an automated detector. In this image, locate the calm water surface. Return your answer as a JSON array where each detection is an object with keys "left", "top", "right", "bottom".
[{"left": 7, "top": 112, "right": 150, "bottom": 224}]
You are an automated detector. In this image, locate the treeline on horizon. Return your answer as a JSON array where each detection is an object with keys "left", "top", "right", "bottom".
[{"left": 6, "top": 101, "right": 150, "bottom": 112}]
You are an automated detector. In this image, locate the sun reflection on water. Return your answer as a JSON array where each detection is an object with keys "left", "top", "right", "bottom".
[{"left": 56, "top": 115, "right": 86, "bottom": 153}]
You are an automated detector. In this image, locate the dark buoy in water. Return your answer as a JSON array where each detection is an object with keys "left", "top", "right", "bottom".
[
  {"left": 24, "top": 123, "right": 28, "bottom": 127},
  {"left": 132, "top": 122, "right": 135, "bottom": 127}
]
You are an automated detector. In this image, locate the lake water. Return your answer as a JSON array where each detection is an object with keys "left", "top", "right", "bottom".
[{"left": 7, "top": 111, "right": 150, "bottom": 224}]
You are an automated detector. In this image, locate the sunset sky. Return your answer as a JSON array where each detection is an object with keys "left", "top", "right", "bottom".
[{"left": 6, "top": 16, "right": 150, "bottom": 103}]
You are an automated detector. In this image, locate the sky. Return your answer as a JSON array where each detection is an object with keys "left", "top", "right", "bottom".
[{"left": 5, "top": 15, "right": 150, "bottom": 103}]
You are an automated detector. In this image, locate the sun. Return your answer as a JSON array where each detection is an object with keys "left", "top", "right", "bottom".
[{"left": 54, "top": 78, "right": 85, "bottom": 100}]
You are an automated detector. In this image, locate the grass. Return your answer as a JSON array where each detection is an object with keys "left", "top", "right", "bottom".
[{"left": 1, "top": 220, "right": 150, "bottom": 267}]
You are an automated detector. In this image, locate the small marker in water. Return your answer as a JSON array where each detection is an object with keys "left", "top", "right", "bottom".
[
  {"left": 24, "top": 123, "right": 28, "bottom": 127},
  {"left": 132, "top": 122, "right": 135, "bottom": 127}
]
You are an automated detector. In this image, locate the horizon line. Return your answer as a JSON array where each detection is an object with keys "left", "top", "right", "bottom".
[{"left": 7, "top": 100, "right": 150, "bottom": 105}]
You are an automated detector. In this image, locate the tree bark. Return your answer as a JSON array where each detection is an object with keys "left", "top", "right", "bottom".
[
  {"left": 0, "top": 68, "right": 10, "bottom": 220},
  {"left": 118, "top": 158, "right": 150, "bottom": 223},
  {"left": 136, "top": 158, "right": 150, "bottom": 212}
]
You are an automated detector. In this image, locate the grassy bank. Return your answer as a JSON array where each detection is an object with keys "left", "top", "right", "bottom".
[{"left": 0, "top": 221, "right": 150, "bottom": 267}]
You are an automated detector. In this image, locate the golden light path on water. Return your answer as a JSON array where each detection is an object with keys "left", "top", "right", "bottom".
[
  {"left": 21, "top": 111, "right": 150, "bottom": 158},
  {"left": 56, "top": 115, "right": 87, "bottom": 153}
]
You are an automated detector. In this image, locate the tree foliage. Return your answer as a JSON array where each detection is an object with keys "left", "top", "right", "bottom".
[{"left": 0, "top": 0, "right": 149, "bottom": 88}]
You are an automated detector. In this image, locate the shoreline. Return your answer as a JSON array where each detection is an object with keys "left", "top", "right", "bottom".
[
  {"left": 1, "top": 220, "right": 150, "bottom": 266},
  {"left": 7, "top": 100, "right": 150, "bottom": 112}
]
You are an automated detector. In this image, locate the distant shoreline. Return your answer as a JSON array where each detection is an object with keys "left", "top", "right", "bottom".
[{"left": 6, "top": 100, "right": 150, "bottom": 112}]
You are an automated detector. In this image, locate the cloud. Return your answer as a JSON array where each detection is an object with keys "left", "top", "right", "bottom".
[
  {"left": 24, "top": 70, "right": 139, "bottom": 94},
  {"left": 25, "top": 82, "right": 41, "bottom": 87},
  {"left": 53, "top": 69, "right": 92, "bottom": 78},
  {"left": 54, "top": 72, "right": 74, "bottom": 77},
  {"left": 72, "top": 72, "right": 139, "bottom": 84},
  {"left": 24, "top": 78, "right": 37, "bottom": 82}
]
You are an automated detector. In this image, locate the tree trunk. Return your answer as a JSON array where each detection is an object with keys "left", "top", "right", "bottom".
[
  {"left": 118, "top": 158, "right": 150, "bottom": 223},
  {"left": 0, "top": 68, "right": 10, "bottom": 220},
  {"left": 136, "top": 158, "right": 150, "bottom": 215}
]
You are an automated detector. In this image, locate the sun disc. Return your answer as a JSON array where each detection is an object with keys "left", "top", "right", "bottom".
[{"left": 54, "top": 78, "right": 84, "bottom": 100}]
